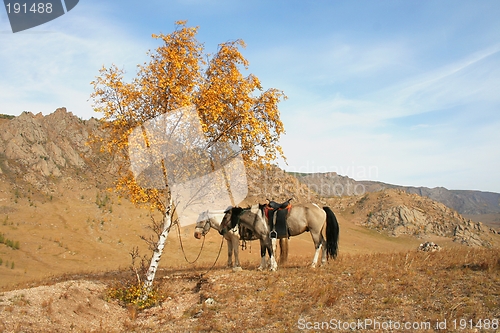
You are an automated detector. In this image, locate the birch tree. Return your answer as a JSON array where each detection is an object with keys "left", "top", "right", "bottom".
[{"left": 90, "top": 21, "right": 286, "bottom": 299}]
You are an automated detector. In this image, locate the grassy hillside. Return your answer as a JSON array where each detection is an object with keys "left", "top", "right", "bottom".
[
  {"left": 0, "top": 176, "right": 499, "bottom": 332},
  {"left": 0, "top": 247, "right": 498, "bottom": 332},
  {"left": 0, "top": 175, "right": 436, "bottom": 290}
]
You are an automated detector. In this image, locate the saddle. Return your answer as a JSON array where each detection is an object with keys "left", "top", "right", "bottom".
[
  {"left": 268, "top": 199, "right": 292, "bottom": 210},
  {"left": 264, "top": 198, "right": 292, "bottom": 239}
]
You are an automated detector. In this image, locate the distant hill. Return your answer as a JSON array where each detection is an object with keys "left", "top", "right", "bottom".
[{"left": 292, "top": 172, "right": 500, "bottom": 216}]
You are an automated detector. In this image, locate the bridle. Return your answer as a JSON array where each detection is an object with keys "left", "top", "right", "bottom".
[
  {"left": 201, "top": 219, "right": 211, "bottom": 236},
  {"left": 196, "top": 211, "right": 213, "bottom": 236}
]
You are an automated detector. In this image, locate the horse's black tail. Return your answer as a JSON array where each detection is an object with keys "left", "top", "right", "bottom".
[{"left": 323, "top": 206, "right": 339, "bottom": 259}]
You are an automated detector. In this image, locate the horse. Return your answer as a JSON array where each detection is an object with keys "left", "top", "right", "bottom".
[
  {"left": 194, "top": 210, "right": 264, "bottom": 269},
  {"left": 222, "top": 202, "right": 339, "bottom": 269},
  {"left": 221, "top": 205, "right": 279, "bottom": 271}
]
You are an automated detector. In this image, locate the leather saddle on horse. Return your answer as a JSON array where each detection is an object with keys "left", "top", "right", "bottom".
[
  {"left": 268, "top": 199, "right": 292, "bottom": 210},
  {"left": 264, "top": 198, "right": 292, "bottom": 239}
]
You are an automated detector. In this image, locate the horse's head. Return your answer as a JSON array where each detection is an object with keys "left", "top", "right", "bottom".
[{"left": 193, "top": 211, "right": 212, "bottom": 239}]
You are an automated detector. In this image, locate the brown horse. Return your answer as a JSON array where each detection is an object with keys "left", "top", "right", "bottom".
[{"left": 222, "top": 203, "right": 339, "bottom": 269}]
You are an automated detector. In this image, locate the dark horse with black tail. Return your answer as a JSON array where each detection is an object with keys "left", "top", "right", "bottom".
[{"left": 221, "top": 203, "right": 339, "bottom": 270}]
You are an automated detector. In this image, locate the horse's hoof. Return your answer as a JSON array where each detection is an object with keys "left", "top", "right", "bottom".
[
  {"left": 257, "top": 266, "right": 264, "bottom": 271},
  {"left": 232, "top": 266, "right": 243, "bottom": 272}
]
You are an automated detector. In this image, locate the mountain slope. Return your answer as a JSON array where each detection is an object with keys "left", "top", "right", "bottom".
[
  {"left": 293, "top": 172, "right": 500, "bottom": 216},
  {"left": 327, "top": 189, "right": 498, "bottom": 248},
  {"left": 0, "top": 108, "right": 114, "bottom": 191}
]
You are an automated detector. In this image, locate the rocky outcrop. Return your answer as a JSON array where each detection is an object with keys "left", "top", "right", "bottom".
[
  {"left": 453, "top": 222, "right": 492, "bottom": 247},
  {"left": 0, "top": 108, "right": 111, "bottom": 190},
  {"left": 418, "top": 242, "right": 441, "bottom": 252},
  {"left": 363, "top": 198, "right": 495, "bottom": 247}
]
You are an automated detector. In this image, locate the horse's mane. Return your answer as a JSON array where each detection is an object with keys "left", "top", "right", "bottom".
[{"left": 230, "top": 207, "right": 244, "bottom": 229}]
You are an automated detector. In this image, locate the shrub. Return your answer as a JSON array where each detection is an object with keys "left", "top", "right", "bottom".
[
  {"left": 105, "top": 281, "right": 164, "bottom": 311},
  {"left": 0, "top": 233, "right": 20, "bottom": 250}
]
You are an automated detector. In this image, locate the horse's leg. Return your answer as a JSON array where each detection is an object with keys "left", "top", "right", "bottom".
[
  {"left": 268, "top": 243, "right": 278, "bottom": 271},
  {"left": 233, "top": 234, "right": 241, "bottom": 268},
  {"left": 321, "top": 236, "right": 328, "bottom": 266},
  {"left": 271, "top": 237, "right": 277, "bottom": 267},
  {"left": 226, "top": 237, "right": 233, "bottom": 268},
  {"left": 258, "top": 240, "right": 267, "bottom": 271},
  {"left": 279, "top": 238, "right": 288, "bottom": 265},
  {"left": 311, "top": 244, "right": 322, "bottom": 268},
  {"left": 310, "top": 231, "right": 324, "bottom": 268}
]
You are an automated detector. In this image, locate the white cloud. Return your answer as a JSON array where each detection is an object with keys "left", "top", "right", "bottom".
[
  {"left": 279, "top": 44, "right": 500, "bottom": 191},
  {"left": 376, "top": 45, "right": 500, "bottom": 117},
  {"left": 0, "top": 2, "right": 153, "bottom": 118}
]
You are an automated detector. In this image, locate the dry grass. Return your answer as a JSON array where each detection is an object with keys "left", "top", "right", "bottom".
[
  {"left": 100, "top": 247, "right": 499, "bottom": 332},
  {"left": 171, "top": 249, "right": 500, "bottom": 332},
  {"left": 0, "top": 246, "right": 498, "bottom": 332}
]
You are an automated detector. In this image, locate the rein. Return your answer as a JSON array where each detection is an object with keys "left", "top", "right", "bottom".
[
  {"left": 175, "top": 220, "right": 206, "bottom": 264},
  {"left": 176, "top": 214, "right": 225, "bottom": 274},
  {"left": 201, "top": 234, "right": 224, "bottom": 275}
]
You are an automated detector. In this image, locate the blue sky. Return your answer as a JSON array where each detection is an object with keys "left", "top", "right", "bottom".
[{"left": 1, "top": 1, "right": 500, "bottom": 192}]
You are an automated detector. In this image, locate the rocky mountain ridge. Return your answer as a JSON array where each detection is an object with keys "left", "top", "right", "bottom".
[
  {"left": 3, "top": 109, "right": 497, "bottom": 217},
  {"left": 292, "top": 171, "right": 500, "bottom": 216},
  {"left": 0, "top": 108, "right": 317, "bottom": 203},
  {"left": 0, "top": 108, "right": 114, "bottom": 191},
  {"left": 328, "top": 188, "right": 498, "bottom": 247}
]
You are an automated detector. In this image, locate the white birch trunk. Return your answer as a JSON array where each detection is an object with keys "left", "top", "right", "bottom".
[{"left": 142, "top": 199, "right": 172, "bottom": 297}]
